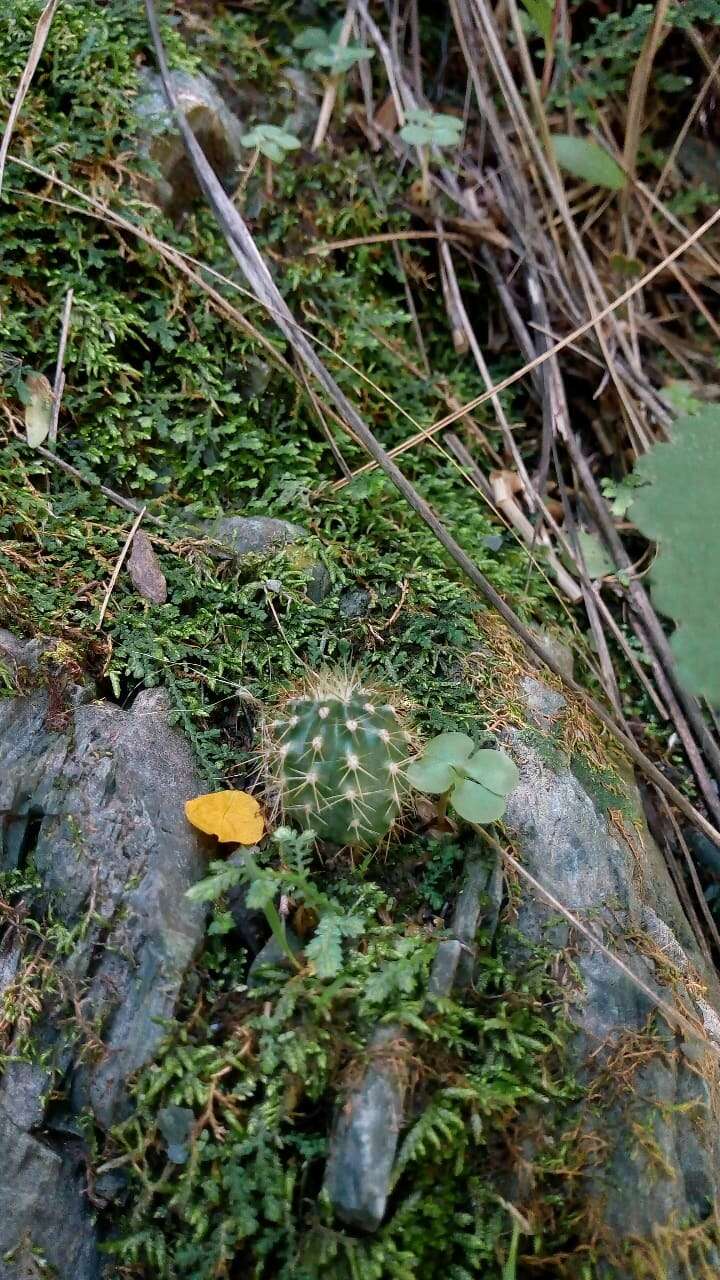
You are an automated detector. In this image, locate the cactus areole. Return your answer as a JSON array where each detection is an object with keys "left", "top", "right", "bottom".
[{"left": 268, "top": 683, "right": 411, "bottom": 847}]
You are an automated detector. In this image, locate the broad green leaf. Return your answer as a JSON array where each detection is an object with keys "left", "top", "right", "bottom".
[
  {"left": 551, "top": 135, "right": 625, "bottom": 191},
  {"left": 450, "top": 779, "right": 507, "bottom": 824},
  {"left": 400, "top": 110, "right": 463, "bottom": 148},
  {"left": 462, "top": 749, "right": 519, "bottom": 796},
  {"left": 521, "top": 0, "right": 553, "bottom": 42},
  {"left": 405, "top": 757, "right": 456, "bottom": 794},
  {"left": 422, "top": 732, "right": 475, "bottom": 766},
  {"left": 577, "top": 528, "right": 614, "bottom": 579},
  {"left": 23, "top": 371, "right": 53, "bottom": 447},
  {"left": 630, "top": 408, "right": 720, "bottom": 702}
]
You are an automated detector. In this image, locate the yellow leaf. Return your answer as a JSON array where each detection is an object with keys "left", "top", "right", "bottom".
[{"left": 185, "top": 790, "right": 264, "bottom": 845}]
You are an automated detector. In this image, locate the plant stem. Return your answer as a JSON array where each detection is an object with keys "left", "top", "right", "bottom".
[{"left": 263, "top": 899, "right": 301, "bottom": 969}]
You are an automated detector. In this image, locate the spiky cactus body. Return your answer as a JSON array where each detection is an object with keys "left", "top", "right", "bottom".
[{"left": 268, "top": 680, "right": 412, "bottom": 847}]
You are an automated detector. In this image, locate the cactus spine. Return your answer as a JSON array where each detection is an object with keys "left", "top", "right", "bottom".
[{"left": 267, "top": 677, "right": 412, "bottom": 847}]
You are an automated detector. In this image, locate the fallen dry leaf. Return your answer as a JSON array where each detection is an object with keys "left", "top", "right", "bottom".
[
  {"left": 24, "top": 371, "right": 54, "bottom": 446},
  {"left": 128, "top": 529, "right": 167, "bottom": 604},
  {"left": 185, "top": 790, "right": 264, "bottom": 845}
]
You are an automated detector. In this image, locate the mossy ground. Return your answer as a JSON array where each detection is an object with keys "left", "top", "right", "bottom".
[{"left": 0, "top": 3, "right": 709, "bottom": 1278}]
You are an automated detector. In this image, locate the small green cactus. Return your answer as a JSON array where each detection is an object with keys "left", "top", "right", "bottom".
[{"left": 266, "top": 676, "right": 412, "bottom": 847}]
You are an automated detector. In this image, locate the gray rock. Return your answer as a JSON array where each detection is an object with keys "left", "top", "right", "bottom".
[
  {"left": 426, "top": 851, "right": 503, "bottom": 999},
  {"left": 326, "top": 845, "right": 502, "bottom": 1230},
  {"left": 520, "top": 675, "right": 567, "bottom": 725},
  {"left": 204, "top": 515, "right": 306, "bottom": 558},
  {"left": 339, "top": 587, "right": 371, "bottom": 620},
  {"left": 134, "top": 70, "right": 243, "bottom": 212},
  {"left": 453, "top": 851, "right": 503, "bottom": 990},
  {"left": 426, "top": 939, "right": 463, "bottom": 999},
  {"left": 0, "top": 629, "right": 54, "bottom": 675},
  {"left": 502, "top": 697, "right": 720, "bottom": 1277},
  {"left": 0, "top": 678, "right": 206, "bottom": 1277},
  {"left": 323, "top": 1025, "right": 410, "bottom": 1232},
  {"left": 203, "top": 514, "right": 331, "bottom": 602},
  {"left": 0, "top": 1107, "right": 100, "bottom": 1280},
  {"left": 247, "top": 928, "right": 302, "bottom": 988},
  {"left": 158, "top": 1105, "right": 195, "bottom": 1164},
  {"left": 528, "top": 626, "right": 575, "bottom": 682}
]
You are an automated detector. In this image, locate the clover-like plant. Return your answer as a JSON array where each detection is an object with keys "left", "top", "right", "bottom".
[
  {"left": 406, "top": 733, "right": 519, "bottom": 824},
  {"left": 399, "top": 109, "right": 463, "bottom": 202},
  {"left": 240, "top": 124, "right": 301, "bottom": 195},
  {"left": 293, "top": 24, "right": 373, "bottom": 75}
]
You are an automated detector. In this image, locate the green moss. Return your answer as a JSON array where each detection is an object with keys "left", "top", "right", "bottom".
[
  {"left": 104, "top": 905, "right": 579, "bottom": 1280},
  {"left": 0, "top": 0, "right": 559, "bottom": 784},
  {"left": 0, "top": 5, "right": 596, "bottom": 1277}
]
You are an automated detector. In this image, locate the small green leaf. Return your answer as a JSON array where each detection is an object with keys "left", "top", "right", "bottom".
[
  {"left": 450, "top": 779, "right": 507, "bottom": 824},
  {"left": 462, "top": 749, "right": 519, "bottom": 796},
  {"left": 422, "top": 732, "right": 475, "bottom": 766},
  {"left": 600, "top": 474, "right": 646, "bottom": 518},
  {"left": 405, "top": 757, "right": 456, "bottom": 794},
  {"left": 400, "top": 110, "right": 463, "bottom": 148},
  {"left": 245, "top": 869, "right": 279, "bottom": 910},
  {"left": 293, "top": 27, "right": 328, "bottom": 50},
  {"left": 208, "top": 911, "right": 235, "bottom": 936},
  {"left": 521, "top": 0, "right": 553, "bottom": 42},
  {"left": 305, "top": 913, "right": 363, "bottom": 979},
  {"left": 577, "top": 528, "right": 614, "bottom": 579},
  {"left": 293, "top": 25, "right": 373, "bottom": 74},
  {"left": 663, "top": 380, "right": 703, "bottom": 416},
  {"left": 551, "top": 135, "right": 625, "bottom": 191},
  {"left": 240, "top": 124, "right": 301, "bottom": 163},
  {"left": 185, "top": 862, "right": 242, "bottom": 903}
]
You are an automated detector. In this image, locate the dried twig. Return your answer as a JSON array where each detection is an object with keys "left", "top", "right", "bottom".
[
  {"left": 31, "top": 442, "right": 161, "bottom": 525},
  {"left": 484, "top": 830, "right": 720, "bottom": 1058},
  {"left": 311, "top": 3, "right": 355, "bottom": 151},
  {"left": 0, "top": 0, "right": 59, "bottom": 197},
  {"left": 49, "top": 288, "right": 74, "bottom": 445},
  {"left": 96, "top": 508, "right": 146, "bottom": 630}
]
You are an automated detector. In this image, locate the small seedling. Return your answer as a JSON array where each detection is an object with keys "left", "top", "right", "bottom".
[
  {"left": 293, "top": 23, "right": 373, "bottom": 75},
  {"left": 399, "top": 109, "right": 463, "bottom": 203},
  {"left": 240, "top": 124, "right": 301, "bottom": 196},
  {"left": 406, "top": 732, "right": 519, "bottom": 824}
]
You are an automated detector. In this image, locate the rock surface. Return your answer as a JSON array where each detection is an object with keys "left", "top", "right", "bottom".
[
  {"left": 324, "top": 847, "right": 502, "bottom": 1231},
  {"left": 203, "top": 513, "right": 331, "bottom": 603},
  {"left": 0, "top": 641, "right": 206, "bottom": 1279},
  {"left": 503, "top": 684, "right": 720, "bottom": 1278},
  {"left": 135, "top": 69, "right": 244, "bottom": 213}
]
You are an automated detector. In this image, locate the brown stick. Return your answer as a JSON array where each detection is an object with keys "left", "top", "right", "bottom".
[
  {"left": 0, "top": 0, "right": 59, "bottom": 196},
  {"left": 49, "top": 288, "right": 74, "bottom": 445}
]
